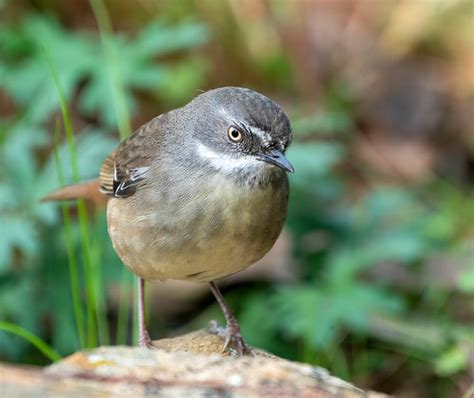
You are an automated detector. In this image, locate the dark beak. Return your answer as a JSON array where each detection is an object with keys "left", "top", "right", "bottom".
[{"left": 258, "top": 149, "right": 294, "bottom": 173}]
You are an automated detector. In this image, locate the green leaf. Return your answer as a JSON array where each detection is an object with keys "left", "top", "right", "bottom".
[
  {"left": 0, "top": 216, "right": 39, "bottom": 270},
  {"left": 1, "top": 120, "right": 49, "bottom": 184},
  {"left": 292, "top": 111, "right": 353, "bottom": 137},
  {"left": 0, "top": 15, "right": 209, "bottom": 127},
  {"left": 287, "top": 142, "right": 343, "bottom": 181},
  {"left": 271, "top": 283, "right": 402, "bottom": 350},
  {"left": 131, "top": 20, "right": 209, "bottom": 59},
  {"left": 158, "top": 57, "right": 208, "bottom": 104},
  {"left": 435, "top": 345, "right": 468, "bottom": 376},
  {"left": 36, "top": 128, "right": 118, "bottom": 192},
  {"left": 458, "top": 266, "right": 474, "bottom": 293}
]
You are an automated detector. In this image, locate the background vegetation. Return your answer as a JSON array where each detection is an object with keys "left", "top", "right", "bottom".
[{"left": 0, "top": 1, "right": 473, "bottom": 397}]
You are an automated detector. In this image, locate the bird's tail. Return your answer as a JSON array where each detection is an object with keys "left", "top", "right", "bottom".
[{"left": 41, "top": 179, "right": 106, "bottom": 205}]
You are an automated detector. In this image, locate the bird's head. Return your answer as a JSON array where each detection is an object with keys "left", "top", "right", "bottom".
[{"left": 184, "top": 87, "right": 294, "bottom": 178}]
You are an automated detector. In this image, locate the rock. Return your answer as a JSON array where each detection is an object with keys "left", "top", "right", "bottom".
[{"left": 0, "top": 329, "right": 387, "bottom": 397}]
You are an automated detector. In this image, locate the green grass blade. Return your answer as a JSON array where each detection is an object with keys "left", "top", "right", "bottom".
[
  {"left": 77, "top": 209, "right": 98, "bottom": 348},
  {"left": 0, "top": 322, "right": 61, "bottom": 362},
  {"left": 89, "top": 0, "right": 137, "bottom": 346},
  {"left": 90, "top": 225, "right": 111, "bottom": 346},
  {"left": 42, "top": 45, "right": 99, "bottom": 348},
  {"left": 116, "top": 270, "right": 132, "bottom": 345},
  {"left": 53, "top": 118, "right": 86, "bottom": 349},
  {"left": 89, "top": 0, "right": 131, "bottom": 140}
]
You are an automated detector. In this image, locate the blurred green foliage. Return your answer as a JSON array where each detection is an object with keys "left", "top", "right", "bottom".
[
  {"left": 0, "top": 5, "right": 209, "bottom": 361},
  {"left": 0, "top": 1, "right": 473, "bottom": 397}
]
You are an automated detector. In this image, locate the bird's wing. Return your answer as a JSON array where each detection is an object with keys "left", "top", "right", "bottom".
[{"left": 99, "top": 116, "right": 164, "bottom": 198}]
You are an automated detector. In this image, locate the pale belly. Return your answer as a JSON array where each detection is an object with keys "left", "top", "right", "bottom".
[{"left": 106, "top": 177, "right": 288, "bottom": 283}]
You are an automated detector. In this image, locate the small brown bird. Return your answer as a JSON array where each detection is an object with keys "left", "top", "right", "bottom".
[{"left": 44, "top": 87, "right": 293, "bottom": 355}]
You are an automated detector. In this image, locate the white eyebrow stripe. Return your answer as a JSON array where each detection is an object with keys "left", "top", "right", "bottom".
[
  {"left": 196, "top": 142, "right": 261, "bottom": 172},
  {"left": 250, "top": 126, "right": 272, "bottom": 147},
  {"left": 250, "top": 126, "right": 267, "bottom": 140}
]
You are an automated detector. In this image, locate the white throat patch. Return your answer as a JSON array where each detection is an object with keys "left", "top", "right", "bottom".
[{"left": 196, "top": 142, "right": 262, "bottom": 173}]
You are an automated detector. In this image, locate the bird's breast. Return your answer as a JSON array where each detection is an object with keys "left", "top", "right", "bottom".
[{"left": 107, "top": 170, "right": 289, "bottom": 282}]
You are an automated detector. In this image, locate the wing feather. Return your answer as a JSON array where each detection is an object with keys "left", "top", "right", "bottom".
[
  {"left": 99, "top": 150, "right": 117, "bottom": 194},
  {"left": 99, "top": 115, "right": 165, "bottom": 198}
]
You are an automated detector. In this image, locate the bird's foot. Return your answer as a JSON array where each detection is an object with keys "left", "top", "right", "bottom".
[
  {"left": 138, "top": 329, "right": 155, "bottom": 349},
  {"left": 208, "top": 320, "right": 254, "bottom": 357}
]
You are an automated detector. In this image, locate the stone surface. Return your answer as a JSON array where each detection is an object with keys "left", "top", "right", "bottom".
[{"left": 0, "top": 329, "right": 387, "bottom": 397}]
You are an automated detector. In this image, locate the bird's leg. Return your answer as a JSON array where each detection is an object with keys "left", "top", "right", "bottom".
[
  {"left": 207, "top": 281, "right": 253, "bottom": 356},
  {"left": 137, "top": 277, "right": 154, "bottom": 348}
]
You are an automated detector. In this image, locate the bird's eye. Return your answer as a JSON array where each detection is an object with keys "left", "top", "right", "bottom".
[{"left": 227, "top": 126, "right": 243, "bottom": 143}]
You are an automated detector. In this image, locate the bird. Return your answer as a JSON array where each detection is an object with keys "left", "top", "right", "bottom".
[{"left": 43, "top": 86, "right": 294, "bottom": 356}]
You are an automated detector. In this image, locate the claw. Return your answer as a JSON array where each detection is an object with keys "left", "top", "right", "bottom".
[{"left": 208, "top": 320, "right": 254, "bottom": 357}]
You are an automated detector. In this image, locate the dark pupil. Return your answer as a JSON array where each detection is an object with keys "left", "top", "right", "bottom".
[{"left": 231, "top": 129, "right": 239, "bottom": 138}]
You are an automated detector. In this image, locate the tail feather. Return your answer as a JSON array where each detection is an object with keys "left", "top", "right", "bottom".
[{"left": 41, "top": 179, "right": 106, "bottom": 205}]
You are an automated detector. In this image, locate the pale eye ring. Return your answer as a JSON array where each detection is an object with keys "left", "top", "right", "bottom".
[{"left": 227, "top": 126, "right": 243, "bottom": 143}]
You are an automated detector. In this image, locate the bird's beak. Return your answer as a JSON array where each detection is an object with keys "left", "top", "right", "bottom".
[{"left": 258, "top": 149, "right": 294, "bottom": 173}]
